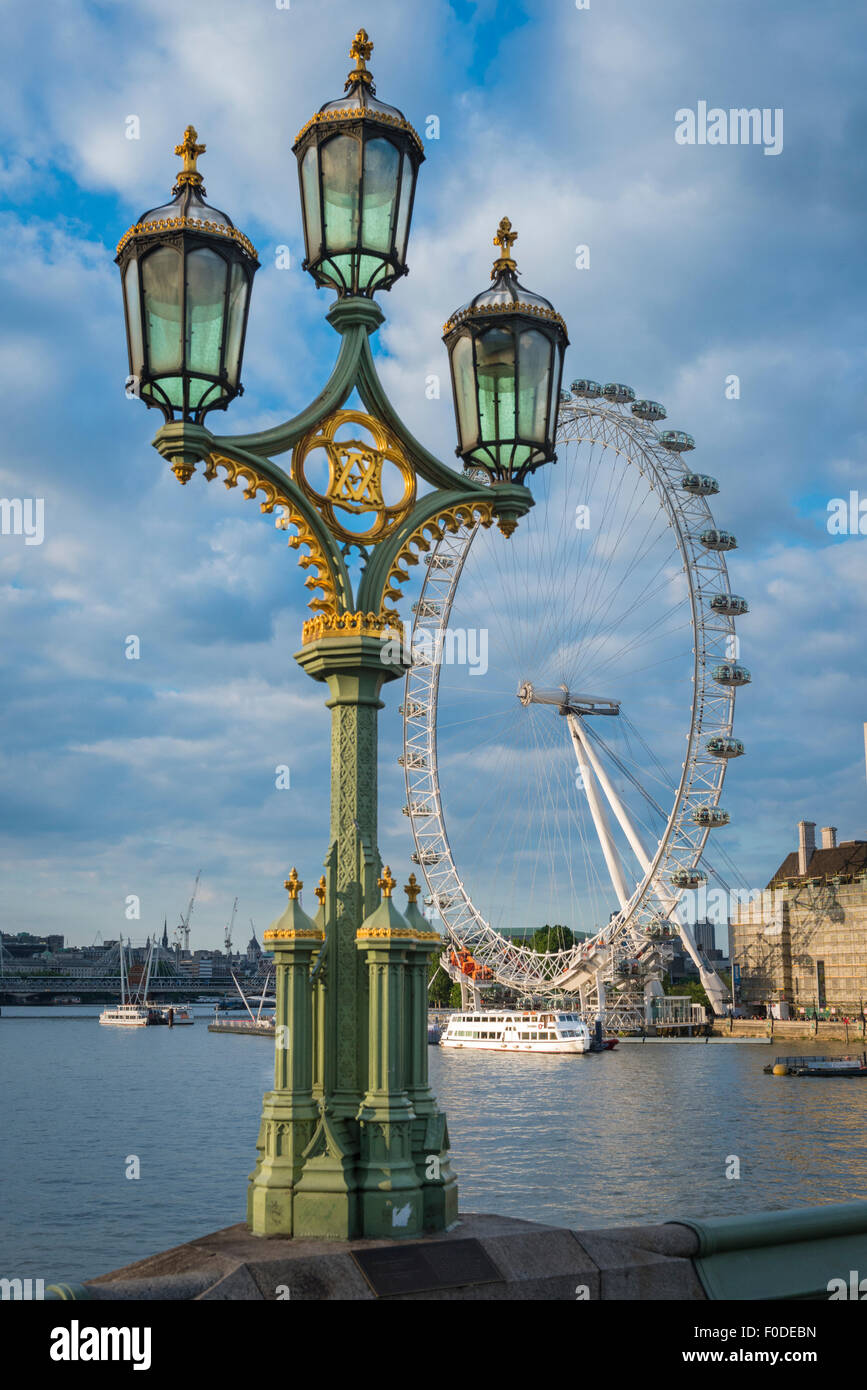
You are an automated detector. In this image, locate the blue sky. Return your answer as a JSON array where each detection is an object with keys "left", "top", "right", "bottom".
[{"left": 1, "top": 0, "right": 865, "bottom": 952}]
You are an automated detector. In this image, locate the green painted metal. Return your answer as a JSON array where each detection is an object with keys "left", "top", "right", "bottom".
[
  {"left": 672, "top": 1201, "right": 867, "bottom": 1300},
  {"left": 356, "top": 482, "right": 532, "bottom": 617},
  {"left": 247, "top": 893, "right": 321, "bottom": 1237}
]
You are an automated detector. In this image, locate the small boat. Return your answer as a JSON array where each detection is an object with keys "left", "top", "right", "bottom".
[
  {"left": 428, "top": 1023, "right": 443, "bottom": 1045},
  {"left": 146, "top": 1003, "right": 195, "bottom": 1026},
  {"left": 99, "top": 940, "right": 151, "bottom": 1028},
  {"left": 765, "top": 1053, "right": 867, "bottom": 1077},
  {"left": 441, "top": 1009, "right": 593, "bottom": 1054}
]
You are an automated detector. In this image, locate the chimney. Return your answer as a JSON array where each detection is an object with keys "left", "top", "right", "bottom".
[
  {"left": 797, "top": 820, "right": 816, "bottom": 875},
  {"left": 821, "top": 826, "right": 837, "bottom": 850}
]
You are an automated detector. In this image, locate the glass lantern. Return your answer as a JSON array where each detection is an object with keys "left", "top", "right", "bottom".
[
  {"left": 116, "top": 127, "right": 259, "bottom": 422},
  {"left": 293, "top": 30, "right": 424, "bottom": 297},
  {"left": 443, "top": 218, "right": 569, "bottom": 484}
]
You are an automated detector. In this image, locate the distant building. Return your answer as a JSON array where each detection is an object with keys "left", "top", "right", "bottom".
[
  {"left": 692, "top": 918, "right": 717, "bottom": 955},
  {"left": 246, "top": 929, "right": 262, "bottom": 965},
  {"left": 730, "top": 821, "right": 867, "bottom": 1011}
]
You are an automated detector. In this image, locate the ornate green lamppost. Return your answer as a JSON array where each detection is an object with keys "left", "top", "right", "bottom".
[{"left": 116, "top": 29, "right": 568, "bottom": 1241}]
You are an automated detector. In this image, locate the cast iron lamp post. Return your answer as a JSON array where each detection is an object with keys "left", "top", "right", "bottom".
[{"left": 116, "top": 29, "right": 568, "bottom": 1241}]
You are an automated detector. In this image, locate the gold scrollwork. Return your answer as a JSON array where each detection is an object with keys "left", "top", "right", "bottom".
[
  {"left": 292, "top": 410, "right": 416, "bottom": 547},
  {"left": 381, "top": 501, "right": 495, "bottom": 618},
  {"left": 201, "top": 453, "right": 340, "bottom": 616}
]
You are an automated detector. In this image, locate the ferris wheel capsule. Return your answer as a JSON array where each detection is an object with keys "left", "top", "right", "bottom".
[
  {"left": 706, "top": 735, "right": 745, "bottom": 758},
  {"left": 700, "top": 528, "right": 737, "bottom": 551},
  {"left": 603, "top": 382, "right": 636, "bottom": 403},
  {"left": 670, "top": 867, "right": 708, "bottom": 889},
  {"left": 712, "top": 662, "right": 751, "bottom": 688},
  {"left": 681, "top": 472, "right": 719, "bottom": 496},
  {"left": 709, "top": 592, "right": 749, "bottom": 615},
  {"left": 571, "top": 379, "right": 603, "bottom": 397},
  {"left": 692, "top": 806, "right": 730, "bottom": 828},
  {"left": 659, "top": 429, "right": 695, "bottom": 451},
  {"left": 632, "top": 399, "right": 667, "bottom": 421},
  {"left": 559, "top": 389, "right": 573, "bottom": 404}
]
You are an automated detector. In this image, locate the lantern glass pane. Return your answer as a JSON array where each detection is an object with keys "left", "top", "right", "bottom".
[
  {"left": 224, "top": 262, "right": 248, "bottom": 386},
  {"left": 517, "top": 329, "right": 552, "bottom": 443},
  {"left": 394, "top": 152, "right": 414, "bottom": 263},
  {"left": 123, "top": 259, "right": 144, "bottom": 376},
  {"left": 361, "top": 137, "right": 399, "bottom": 254},
  {"left": 476, "top": 326, "right": 516, "bottom": 452},
  {"left": 321, "top": 135, "right": 361, "bottom": 251},
  {"left": 452, "top": 335, "right": 479, "bottom": 452},
  {"left": 301, "top": 146, "right": 322, "bottom": 260},
  {"left": 142, "top": 246, "right": 182, "bottom": 373},
  {"left": 547, "top": 341, "right": 561, "bottom": 444},
  {"left": 185, "top": 247, "right": 227, "bottom": 375}
]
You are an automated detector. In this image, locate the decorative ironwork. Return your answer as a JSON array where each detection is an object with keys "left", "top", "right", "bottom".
[
  {"left": 300, "top": 610, "right": 403, "bottom": 645},
  {"left": 292, "top": 410, "right": 416, "bottom": 545},
  {"left": 381, "top": 500, "right": 495, "bottom": 618}
]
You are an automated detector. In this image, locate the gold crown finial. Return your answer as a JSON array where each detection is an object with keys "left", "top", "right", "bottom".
[
  {"left": 378, "top": 865, "right": 396, "bottom": 899},
  {"left": 314, "top": 875, "right": 327, "bottom": 905},
  {"left": 284, "top": 868, "right": 303, "bottom": 900},
  {"left": 491, "top": 216, "right": 518, "bottom": 278},
  {"left": 346, "top": 28, "right": 375, "bottom": 89},
  {"left": 174, "top": 125, "right": 206, "bottom": 189},
  {"left": 404, "top": 872, "right": 421, "bottom": 905}
]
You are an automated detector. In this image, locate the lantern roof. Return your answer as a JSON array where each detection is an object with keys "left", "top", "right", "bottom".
[
  {"left": 293, "top": 29, "right": 424, "bottom": 156},
  {"left": 115, "top": 126, "right": 259, "bottom": 263},
  {"left": 443, "top": 218, "right": 568, "bottom": 339}
]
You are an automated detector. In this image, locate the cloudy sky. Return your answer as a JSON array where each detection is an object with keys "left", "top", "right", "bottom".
[{"left": 0, "top": 0, "right": 864, "bottom": 952}]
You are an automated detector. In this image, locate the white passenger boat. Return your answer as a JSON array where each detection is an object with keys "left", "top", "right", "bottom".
[
  {"left": 99, "top": 939, "right": 152, "bottom": 1028},
  {"left": 99, "top": 1003, "right": 150, "bottom": 1028},
  {"left": 440, "top": 1010, "right": 592, "bottom": 1053}
]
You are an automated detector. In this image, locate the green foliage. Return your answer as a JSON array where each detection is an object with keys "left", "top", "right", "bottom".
[
  {"left": 530, "top": 923, "right": 574, "bottom": 954},
  {"left": 449, "top": 981, "right": 462, "bottom": 1008},
  {"left": 663, "top": 976, "right": 711, "bottom": 1011}
]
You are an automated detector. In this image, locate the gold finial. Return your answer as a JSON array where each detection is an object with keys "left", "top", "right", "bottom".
[
  {"left": 491, "top": 216, "right": 518, "bottom": 278},
  {"left": 346, "top": 28, "right": 375, "bottom": 89},
  {"left": 314, "top": 875, "right": 327, "bottom": 905},
  {"left": 404, "top": 872, "right": 421, "bottom": 905},
  {"left": 284, "top": 868, "right": 303, "bottom": 900},
  {"left": 174, "top": 125, "right": 206, "bottom": 189},
  {"left": 378, "top": 865, "right": 396, "bottom": 899}
]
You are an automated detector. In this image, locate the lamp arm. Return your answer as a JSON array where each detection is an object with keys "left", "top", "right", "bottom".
[
  {"left": 208, "top": 320, "right": 368, "bottom": 460},
  {"left": 356, "top": 483, "right": 531, "bottom": 618},
  {"left": 355, "top": 338, "right": 484, "bottom": 494}
]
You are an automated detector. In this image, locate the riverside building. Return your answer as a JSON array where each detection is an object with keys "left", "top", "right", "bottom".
[{"left": 729, "top": 821, "right": 867, "bottom": 1013}]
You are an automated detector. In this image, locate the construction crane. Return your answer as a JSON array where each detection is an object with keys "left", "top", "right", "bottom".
[
  {"left": 174, "top": 869, "right": 201, "bottom": 954},
  {"left": 224, "top": 897, "right": 238, "bottom": 955}
]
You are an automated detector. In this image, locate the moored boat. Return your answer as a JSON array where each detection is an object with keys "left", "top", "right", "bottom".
[{"left": 765, "top": 1053, "right": 867, "bottom": 1077}]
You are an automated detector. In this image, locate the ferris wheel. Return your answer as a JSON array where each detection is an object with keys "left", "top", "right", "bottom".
[{"left": 401, "top": 381, "right": 748, "bottom": 1024}]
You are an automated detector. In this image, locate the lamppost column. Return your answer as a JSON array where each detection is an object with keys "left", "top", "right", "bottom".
[
  {"left": 290, "top": 631, "right": 406, "bottom": 1239},
  {"left": 403, "top": 881, "right": 459, "bottom": 1229},
  {"left": 248, "top": 873, "right": 322, "bottom": 1238},
  {"left": 355, "top": 870, "right": 424, "bottom": 1238}
]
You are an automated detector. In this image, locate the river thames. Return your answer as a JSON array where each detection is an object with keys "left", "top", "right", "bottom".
[{"left": 2, "top": 1007, "right": 866, "bottom": 1285}]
